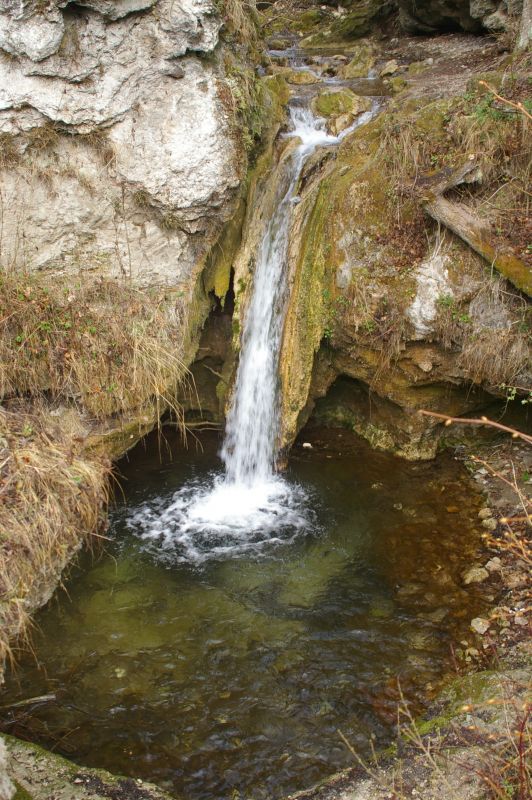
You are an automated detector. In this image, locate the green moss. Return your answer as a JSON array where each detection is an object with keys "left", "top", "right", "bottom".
[
  {"left": 415, "top": 670, "right": 508, "bottom": 737},
  {"left": 284, "top": 68, "right": 320, "bottom": 86},
  {"left": 408, "top": 61, "right": 428, "bottom": 76},
  {"left": 14, "top": 783, "right": 34, "bottom": 800},
  {"left": 204, "top": 198, "right": 246, "bottom": 305},
  {"left": 330, "top": 0, "right": 389, "bottom": 39},
  {"left": 224, "top": 61, "right": 287, "bottom": 158},
  {"left": 466, "top": 70, "right": 504, "bottom": 95},
  {"left": 296, "top": 9, "right": 325, "bottom": 33},
  {"left": 341, "top": 43, "right": 375, "bottom": 78},
  {"left": 389, "top": 76, "right": 407, "bottom": 94},
  {"left": 312, "top": 89, "right": 368, "bottom": 117}
]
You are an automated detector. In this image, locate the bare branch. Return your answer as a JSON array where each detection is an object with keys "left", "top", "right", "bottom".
[{"left": 418, "top": 409, "right": 532, "bottom": 446}]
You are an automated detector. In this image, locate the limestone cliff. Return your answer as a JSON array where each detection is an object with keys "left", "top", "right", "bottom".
[{"left": 0, "top": 0, "right": 246, "bottom": 287}]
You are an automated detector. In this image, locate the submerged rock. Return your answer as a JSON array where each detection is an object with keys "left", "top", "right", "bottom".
[
  {"left": 462, "top": 566, "right": 490, "bottom": 585},
  {"left": 470, "top": 616, "right": 491, "bottom": 635}
]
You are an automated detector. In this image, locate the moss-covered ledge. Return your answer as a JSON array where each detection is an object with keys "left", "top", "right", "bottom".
[{"left": 2, "top": 735, "right": 176, "bottom": 800}]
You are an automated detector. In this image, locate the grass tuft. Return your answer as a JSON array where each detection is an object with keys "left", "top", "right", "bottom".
[
  {"left": 0, "top": 133, "right": 21, "bottom": 169},
  {"left": 434, "top": 278, "right": 531, "bottom": 389},
  {"left": 0, "top": 403, "right": 109, "bottom": 670}
]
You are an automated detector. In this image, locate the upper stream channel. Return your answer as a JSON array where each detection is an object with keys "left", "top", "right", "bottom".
[{"left": 2, "top": 48, "right": 488, "bottom": 800}]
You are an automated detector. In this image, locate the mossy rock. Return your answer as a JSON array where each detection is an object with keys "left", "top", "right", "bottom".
[
  {"left": 285, "top": 68, "right": 320, "bottom": 86},
  {"left": 389, "top": 76, "right": 407, "bottom": 94},
  {"left": 466, "top": 70, "right": 504, "bottom": 95},
  {"left": 331, "top": 0, "right": 384, "bottom": 39},
  {"left": 312, "top": 89, "right": 372, "bottom": 118},
  {"left": 340, "top": 42, "right": 376, "bottom": 78},
  {"left": 408, "top": 60, "right": 429, "bottom": 76},
  {"left": 4, "top": 734, "right": 175, "bottom": 800},
  {"left": 296, "top": 9, "right": 326, "bottom": 34}
]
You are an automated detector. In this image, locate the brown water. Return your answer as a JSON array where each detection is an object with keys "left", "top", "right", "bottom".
[{"left": 1, "top": 427, "right": 487, "bottom": 800}]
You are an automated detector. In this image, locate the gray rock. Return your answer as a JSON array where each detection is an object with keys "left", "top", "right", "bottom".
[
  {"left": 0, "top": 6, "right": 64, "bottom": 62},
  {"left": 379, "top": 59, "right": 399, "bottom": 77},
  {"left": 485, "top": 556, "right": 502, "bottom": 572},
  {"left": 481, "top": 518, "right": 498, "bottom": 531},
  {"left": 462, "top": 566, "right": 490, "bottom": 585},
  {"left": 478, "top": 507, "right": 493, "bottom": 519},
  {"left": 71, "top": 1, "right": 159, "bottom": 21},
  {"left": 398, "top": 0, "right": 519, "bottom": 34},
  {"left": 470, "top": 0, "right": 498, "bottom": 18},
  {"left": 0, "top": 738, "right": 14, "bottom": 800},
  {"left": 0, "top": 0, "right": 242, "bottom": 287},
  {"left": 471, "top": 616, "right": 491, "bottom": 634}
]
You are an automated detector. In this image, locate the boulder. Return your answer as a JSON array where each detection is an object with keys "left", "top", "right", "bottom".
[
  {"left": 397, "top": 0, "right": 521, "bottom": 35},
  {"left": 0, "top": 0, "right": 247, "bottom": 287},
  {"left": 311, "top": 89, "right": 372, "bottom": 118},
  {"left": 470, "top": 617, "right": 491, "bottom": 635},
  {"left": 331, "top": 0, "right": 394, "bottom": 39},
  {"left": 380, "top": 59, "right": 400, "bottom": 77},
  {"left": 339, "top": 42, "right": 375, "bottom": 78},
  {"left": 285, "top": 68, "right": 320, "bottom": 85}
]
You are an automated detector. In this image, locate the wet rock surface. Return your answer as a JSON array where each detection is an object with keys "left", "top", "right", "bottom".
[{"left": 2, "top": 735, "right": 174, "bottom": 800}]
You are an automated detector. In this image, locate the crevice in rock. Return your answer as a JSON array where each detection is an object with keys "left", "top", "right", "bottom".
[{"left": 177, "top": 270, "right": 236, "bottom": 426}]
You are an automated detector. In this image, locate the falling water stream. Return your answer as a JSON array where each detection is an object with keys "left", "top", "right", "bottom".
[
  {"left": 125, "top": 102, "right": 375, "bottom": 562},
  {"left": 1, "top": 58, "right": 488, "bottom": 800}
]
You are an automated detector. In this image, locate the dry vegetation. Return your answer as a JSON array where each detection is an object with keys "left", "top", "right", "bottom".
[
  {"left": 336, "top": 63, "right": 532, "bottom": 388},
  {"left": 433, "top": 276, "right": 531, "bottom": 389},
  {"left": 0, "top": 403, "right": 109, "bottom": 669},
  {"left": 0, "top": 272, "right": 190, "bottom": 422},
  {"left": 0, "top": 270, "right": 194, "bottom": 667},
  {"left": 380, "top": 60, "right": 531, "bottom": 267},
  {"left": 219, "top": 0, "right": 258, "bottom": 45}
]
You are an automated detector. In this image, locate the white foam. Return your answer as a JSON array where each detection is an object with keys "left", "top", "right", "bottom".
[{"left": 127, "top": 475, "right": 312, "bottom": 564}]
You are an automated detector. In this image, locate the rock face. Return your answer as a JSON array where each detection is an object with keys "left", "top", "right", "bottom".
[
  {"left": 275, "top": 35, "right": 531, "bottom": 460},
  {"left": 0, "top": 738, "right": 14, "bottom": 800},
  {"left": 397, "top": 0, "right": 523, "bottom": 34},
  {"left": 0, "top": 0, "right": 244, "bottom": 286}
]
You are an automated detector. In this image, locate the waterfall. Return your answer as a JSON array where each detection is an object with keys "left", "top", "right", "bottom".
[
  {"left": 127, "top": 102, "right": 376, "bottom": 562},
  {"left": 221, "top": 108, "right": 338, "bottom": 485}
]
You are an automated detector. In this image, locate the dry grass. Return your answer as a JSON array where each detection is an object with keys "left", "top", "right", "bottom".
[
  {"left": 0, "top": 403, "right": 109, "bottom": 668},
  {"left": 0, "top": 271, "right": 190, "bottom": 422},
  {"left": 26, "top": 122, "right": 60, "bottom": 153},
  {"left": 220, "top": 0, "right": 258, "bottom": 44},
  {"left": 75, "top": 128, "right": 115, "bottom": 167},
  {"left": 0, "top": 133, "right": 20, "bottom": 169},
  {"left": 339, "top": 675, "right": 531, "bottom": 800},
  {"left": 0, "top": 270, "right": 192, "bottom": 670},
  {"left": 433, "top": 278, "right": 531, "bottom": 390}
]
